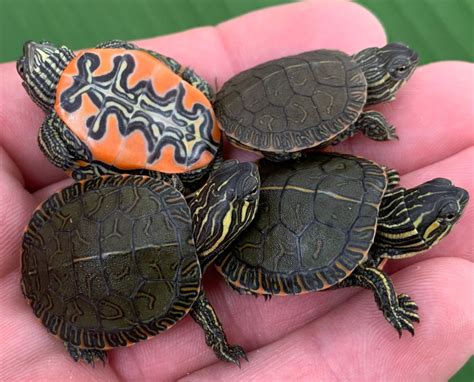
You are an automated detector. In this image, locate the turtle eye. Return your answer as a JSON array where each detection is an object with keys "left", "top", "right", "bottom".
[
  {"left": 397, "top": 65, "right": 408, "bottom": 73},
  {"left": 17, "top": 60, "right": 25, "bottom": 76},
  {"left": 439, "top": 203, "right": 459, "bottom": 222},
  {"left": 444, "top": 213, "right": 456, "bottom": 221}
]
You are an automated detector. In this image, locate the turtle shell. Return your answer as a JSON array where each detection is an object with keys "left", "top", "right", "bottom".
[
  {"left": 214, "top": 50, "right": 367, "bottom": 153},
  {"left": 54, "top": 48, "right": 220, "bottom": 174},
  {"left": 21, "top": 175, "right": 201, "bottom": 350},
  {"left": 216, "top": 153, "right": 387, "bottom": 295}
]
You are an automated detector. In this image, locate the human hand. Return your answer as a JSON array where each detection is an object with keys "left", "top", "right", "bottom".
[{"left": 0, "top": 1, "right": 472, "bottom": 380}]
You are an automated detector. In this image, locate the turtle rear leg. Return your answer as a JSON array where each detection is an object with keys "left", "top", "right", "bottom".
[
  {"left": 191, "top": 291, "right": 247, "bottom": 366},
  {"left": 95, "top": 39, "right": 215, "bottom": 101},
  {"left": 333, "top": 111, "right": 398, "bottom": 144},
  {"left": 95, "top": 40, "right": 137, "bottom": 49},
  {"left": 338, "top": 265, "right": 419, "bottom": 336},
  {"left": 66, "top": 343, "right": 107, "bottom": 365}
]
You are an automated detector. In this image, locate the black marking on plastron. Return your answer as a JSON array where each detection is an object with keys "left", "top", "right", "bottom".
[{"left": 59, "top": 52, "right": 216, "bottom": 169}]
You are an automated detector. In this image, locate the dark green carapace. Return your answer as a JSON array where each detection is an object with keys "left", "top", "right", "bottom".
[
  {"left": 215, "top": 44, "right": 419, "bottom": 161},
  {"left": 217, "top": 153, "right": 468, "bottom": 336},
  {"left": 22, "top": 176, "right": 199, "bottom": 351},
  {"left": 22, "top": 160, "right": 260, "bottom": 366}
]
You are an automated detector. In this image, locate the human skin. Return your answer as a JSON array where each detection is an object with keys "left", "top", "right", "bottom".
[{"left": 0, "top": 0, "right": 472, "bottom": 381}]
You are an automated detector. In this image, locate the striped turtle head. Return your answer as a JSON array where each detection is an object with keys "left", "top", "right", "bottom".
[
  {"left": 405, "top": 178, "right": 468, "bottom": 250},
  {"left": 189, "top": 160, "right": 260, "bottom": 271},
  {"left": 17, "top": 41, "right": 74, "bottom": 111},
  {"left": 353, "top": 42, "right": 419, "bottom": 105},
  {"left": 376, "top": 178, "right": 468, "bottom": 258}
]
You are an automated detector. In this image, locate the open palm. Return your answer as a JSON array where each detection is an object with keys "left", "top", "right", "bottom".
[{"left": 0, "top": 1, "right": 472, "bottom": 380}]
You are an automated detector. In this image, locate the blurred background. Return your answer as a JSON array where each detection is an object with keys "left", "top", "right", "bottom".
[{"left": 0, "top": 0, "right": 472, "bottom": 380}]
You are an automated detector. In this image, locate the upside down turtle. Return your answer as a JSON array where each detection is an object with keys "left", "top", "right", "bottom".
[
  {"left": 216, "top": 153, "right": 468, "bottom": 335},
  {"left": 21, "top": 160, "right": 259, "bottom": 365},
  {"left": 215, "top": 43, "right": 418, "bottom": 161},
  {"left": 17, "top": 40, "right": 220, "bottom": 185}
]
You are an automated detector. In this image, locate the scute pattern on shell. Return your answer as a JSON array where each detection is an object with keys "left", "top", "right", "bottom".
[
  {"left": 21, "top": 175, "right": 200, "bottom": 350},
  {"left": 216, "top": 153, "right": 387, "bottom": 295},
  {"left": 215, "top": 50, "right": 367, "bottom": 153}
]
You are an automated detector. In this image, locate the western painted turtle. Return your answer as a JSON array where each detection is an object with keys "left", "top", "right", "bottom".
[
  {"left": 216, "top": 153, "right": 468, "bottom": 335},
  {"left": 21, "top": 160, "right": 260, "bottom": 365},
  {"left": 214, "top": 43, "right": 419, "bottom": 161},
  {"left": 17, "top": 40, "right": 220, "bottom": 184}
]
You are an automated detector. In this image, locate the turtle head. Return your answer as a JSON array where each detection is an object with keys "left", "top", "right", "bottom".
[
  {"left": 17, "top": 41, "right": 75, "bottom": 111},
  {"left": 353, "top": 42, "right": 419, "bottom": 105},
  {"left": 376, "top": 178, "right": 468, "bottom": 258},
  {"left": 189, "top": 160, "right": 260, "bottom": 271},
  {"left": 405, "top": 178, "right": 468, "bottom": 250}
]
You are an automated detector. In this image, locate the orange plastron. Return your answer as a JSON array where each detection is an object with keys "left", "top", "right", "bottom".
[{"left": 55, "top": 49, "right": 220, "bottom": 174}]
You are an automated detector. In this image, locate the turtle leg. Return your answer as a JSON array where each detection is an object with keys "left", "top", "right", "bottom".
[
  {"left": 355, "top": 111, "right": 398, "bottom": 141},
  {"left": 179, "top": 67, "right": 215, "bottom": 102},
  {"left": 261, "top": 150, "right": 303, "bottom": 162},
  {"left": 338, "top": 265, "right": 419, "bottom": 336},
  {"left": 333, "top": 111, "right": 398, "bottom": 144},
  {"left": 65, "top": 342, "right": 107, "bottom": 365},
  {"left": 142, "top": 50, "right": 215, "bottom": 102},
  {"left": 382, "top": 166, "right": 400, "bottom": 189},
  {"left": 95, "top": 39, "right": 137, "bottom": 49},
  {"left": 39, "top": 112, "right": 91, "bottom": 174},
  {"left": 95, "top": 40, "right": 215, "bottom": 101},
  {"left": 191, "top": 291, "right": 247, "bottom": 366}
]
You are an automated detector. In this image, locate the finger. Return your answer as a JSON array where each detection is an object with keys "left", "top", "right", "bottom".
[
  {"left": 0, "top": 273, "right": 118, "bottom": 381},
  {"left": 330, "top": 61, "right": 474, "bottom": 174},
  {"left": 184, "top": 258, "right": 474, "bottom": 381},
  {"left": 0, "top": 149, "right": 118, "bottom": 380},
  {"left": 0, "top": 0, "right": 385, "bottom": 191},
  {"left": 0, "top": 148, "right": 37, "bottom": 278}
]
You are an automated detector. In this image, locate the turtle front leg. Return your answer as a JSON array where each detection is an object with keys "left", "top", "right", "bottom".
[
  {"left": 334, "top": 111, "right": 398, "bottom": 144},
  {"left": 65, "top": 342, "right": 107, "bottom": 365},
  {"left": 381, "top": 166, "right": 400, "bottom": 190},
  {"left": 191, "top": 291, "right": 247, "bottom": 366},
  {"left": 355, "top": 111, "right": 398, "bottom": 141},
  {"left": 39, "top": 112, "right": 91, "bottom": 174},
  {"left": 338, "top": 265, "right": 419, "bottom": 336}
]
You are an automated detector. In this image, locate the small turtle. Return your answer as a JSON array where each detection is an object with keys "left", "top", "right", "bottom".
[
  {"left": 215, "top": 43, "right": 418, "bottom": 161},
  {"left": 21, "top": 160, "right": 260, "bottom": 365},
  {"left": 17, "top": 40, "right": 220, "bottom": 184},
  {"left": 216, "top": 153, "right": 468, "bottom": 335}
]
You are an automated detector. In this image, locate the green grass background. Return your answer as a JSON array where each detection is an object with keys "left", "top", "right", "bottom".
[{"left": 0, "top": 0, "right": 472, "bottom": 379}]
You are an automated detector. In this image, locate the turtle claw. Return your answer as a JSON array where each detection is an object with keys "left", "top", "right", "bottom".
[
  {"left": 215, "top": 343, "right": 248, "bottom": 367},
  {"left": 384, "top": 294, "right": 419, "bottom": 337},
  {"left": 386, "top": 125, "right": 399, "bottom": 141},
  {"left": 65, "top": 343, "right": 107, "bottom": 366}
]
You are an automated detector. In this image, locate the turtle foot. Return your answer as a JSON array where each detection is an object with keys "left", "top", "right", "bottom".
[
  {"left": 66, "top": 342, "right": 107, "bottom": 366},
  {"left": 384, "top": 294, "right": 420, "bottom": 337},
  {"left": 373, "top": 123, "right": 398, "bottom": 141},
  {"left": 213, "top": 342, "right": 248, "bottom": 367}
]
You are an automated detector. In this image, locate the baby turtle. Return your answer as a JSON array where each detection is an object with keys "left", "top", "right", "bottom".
[
  {"left": 215, "top": 43, "right": 418, "bottom": 161},
  {"left": 216, "top": 153, "right": 468, "bottom": 335},
  {"left": 17, "top": 40, "right": 220, "bottom": 184},
  {"left": 21, "top": 160, "right": 260, "bottom": 365}
]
